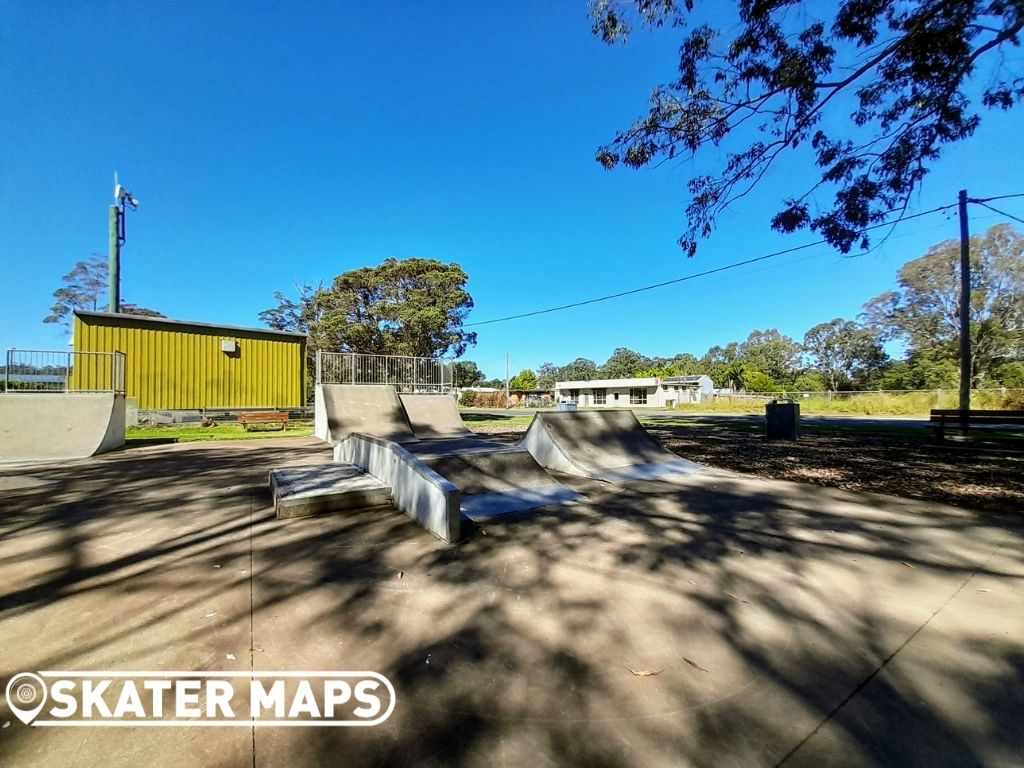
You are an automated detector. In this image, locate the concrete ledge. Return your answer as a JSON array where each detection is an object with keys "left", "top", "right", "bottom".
[
  {"left": 335, "top": 434, "right": 461, "bottom": 543},
  {"left": 269, "top": 464, "right": 392, "bottom": 519}
]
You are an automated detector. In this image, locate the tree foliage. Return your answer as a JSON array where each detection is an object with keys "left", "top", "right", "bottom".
[
  {"left": 261, "top": 258, "right": 477, "bottom": 358},
  {"left": 454, "top": 360, "right": 486, "bottom": 387},
  {"left": 509, "top": 368, "right": 539, "bottom": 390},
  {"left": 802, "top": 318, "right": 888, "bottom": 390},
  {"left": 600, "top": 347, "right": 653, "bottom": 378},
  {"left": 44, "top": 254, "right": 164, "bottom": 332},
  {"left": 861, "top": 223, "right": 1024, "bottom": 385},
  {"left": 591, "top": 0, "right": 1024, "bottom": 254}
]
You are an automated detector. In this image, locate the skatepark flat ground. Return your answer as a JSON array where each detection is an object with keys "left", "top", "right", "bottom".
[{"left": 1, "top": 437, "right": 1022, "bottom": 767}]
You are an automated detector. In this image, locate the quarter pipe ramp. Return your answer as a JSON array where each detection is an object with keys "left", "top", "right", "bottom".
[
  {"left": 0, "top": 393, "right": 126, "bottom": 463},
  {"left": 521, "top": 409, "right": 707, "bottom": 482}
]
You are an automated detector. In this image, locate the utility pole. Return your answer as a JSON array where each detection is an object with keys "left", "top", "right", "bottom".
[
  {"left": 505, "top": 353, "right": 510, "bottom": 409},
  {"left": 958, "top": 189, "right": 971, "bottom": 424}
]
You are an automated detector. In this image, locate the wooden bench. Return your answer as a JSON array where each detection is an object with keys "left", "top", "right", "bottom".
[
  {"left": 927, "top": 409, "right": 1024, "bottom": 442},
  {"left": 237, "top": 411, "right": 290, "bottom": 431}
]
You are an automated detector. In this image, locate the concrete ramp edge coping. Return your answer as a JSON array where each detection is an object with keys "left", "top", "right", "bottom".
[{"left": 334, "top": 433, "right": 461, "bottom": 543}]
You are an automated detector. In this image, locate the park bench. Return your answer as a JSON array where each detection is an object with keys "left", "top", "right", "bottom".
[
  {"left": 237, "top": 411, "right": 290, "bottom": 431},
  {"left": 927, "top": 409, "right": 1024, "bottom": 442}
]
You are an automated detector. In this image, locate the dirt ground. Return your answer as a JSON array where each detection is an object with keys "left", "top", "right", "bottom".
[{"left": 474, "top": 423, "right": 1024, "bottom": 517}]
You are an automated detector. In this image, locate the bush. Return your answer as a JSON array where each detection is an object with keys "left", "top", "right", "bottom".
[
  {"left": 458, "top": 390, "right": 477, "bottom": 407},
  {"left": 472, "top": 391, "right": 508, "bottom": 408}
]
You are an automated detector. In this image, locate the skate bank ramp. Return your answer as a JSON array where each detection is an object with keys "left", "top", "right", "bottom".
[
  {"left": 0, "top": 393, "right": 126, "bottom": 463},
  {"left": 315, "top": 384, "right": 417, "bottom": 444},
  {"left": 399, "top": 393, "right": 472, "bottom": 438},
  {"left": 409, "top": 440, "right": 580, "bottom": 520},
  {"left": 522, "top": 410, "right": 707, "bottom": 482}
]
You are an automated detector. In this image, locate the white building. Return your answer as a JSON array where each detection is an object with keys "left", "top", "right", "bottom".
[{"left": 554, "top": 375, "right": 714, "bottom": 408}]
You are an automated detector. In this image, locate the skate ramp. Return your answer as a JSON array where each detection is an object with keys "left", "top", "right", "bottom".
[
  {"left": 414, "top": 442, "right": 581, "bottom": 520},
  {"left": 522, "top": 409, "right": 707, "bottom": 482},
  {"left": 0, "top": 393, "right": 126, "bottom": 463},
  {"left": 315, "top": 384, "right": 417, "bottom": 444},
  {"left": 399, "top": 393, "right": 472, "bottom": 438}
]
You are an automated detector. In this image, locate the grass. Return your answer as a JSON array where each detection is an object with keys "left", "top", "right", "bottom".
[
  {"left": 126, "top": 422, "right": 314, "bottom": 442},
  {"left": 676, "top": 389, "right": 1024, "bottom": 416}
]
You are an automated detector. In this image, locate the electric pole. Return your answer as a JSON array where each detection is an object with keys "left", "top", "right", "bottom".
[
  {"left": 505, "top": 353, "right": 510, "bottom": 409},
  {"left": 958, "top": 189, "right": 971, "bottom": 422}
]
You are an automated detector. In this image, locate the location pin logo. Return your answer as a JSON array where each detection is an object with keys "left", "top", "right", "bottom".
[{"left": 5, "top": 673, "right": 48, "bottom": 725}]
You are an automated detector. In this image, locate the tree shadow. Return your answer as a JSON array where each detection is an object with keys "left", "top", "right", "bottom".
[{"left": 1, "top": 435, "right": 1022, "bottom": 766}]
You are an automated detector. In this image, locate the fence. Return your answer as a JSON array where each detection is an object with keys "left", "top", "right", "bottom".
[
  {"left": 2, "top": 349, "right": 126, "bottom": 394},
  {"left": 316, "top": 352, "right": 453, "bottom": 393},
  {"left": 698, "top": 388, "right": 1024, "bottom": 413}
]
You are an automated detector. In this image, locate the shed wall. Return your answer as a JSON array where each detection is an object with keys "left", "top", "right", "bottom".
[{"left": 73, "top": 315, "right": 306, "bottom": 410}]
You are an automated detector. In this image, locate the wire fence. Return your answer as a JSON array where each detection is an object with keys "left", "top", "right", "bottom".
[
  {"left": 1, "top": 349, "right": 126, "bottom": 394},
  {"left": 316, "top": 352, "right": 453, "bottom": 393}
]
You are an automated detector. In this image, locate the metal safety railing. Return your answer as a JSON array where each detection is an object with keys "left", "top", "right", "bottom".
[
  {"left": 316, "top": 351, "right": 453, "bottom": 393},
  {"left": 2, "top": 349, "right": 126, "bottom": 394}
]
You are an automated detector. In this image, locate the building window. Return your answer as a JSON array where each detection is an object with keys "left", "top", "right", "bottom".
[
  {"left": 568, "top": 389, "right": 579, "bottom": 404},
  {"left": 593, "top": 388, "right": 606, "bottom": 405},
  {"left": 630, "top": 387, "right": 647, "bottom": 405}
]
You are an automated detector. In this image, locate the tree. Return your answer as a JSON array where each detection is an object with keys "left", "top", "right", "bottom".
[
  {"left": 737, "top": 329, "right": 801, "bottom": 385},
  {"left": 454, "top": 360, "right": 486, "bottom": 388},
  {"left": 722, "top": 361, "right": 747, "bottom": 391},
  {"left": 509, "top": 368, "right": 539, "bottom": 390},
  {"left": 861, "top": 224, "right": 1024, "bottom": 385},
  {"left": 591, "top": 1, "right": 1024, "bottom": 254},
  {"left": 802, "top": 318, "right": 888, "bottom": 390},
  {"left": 743, "top": 368, "right": 778, "bottom": 393},
  {"left": 536, "top": 362, "right": 561, "bottom": 389},
  {"left": 45, "top": 254, "right": 163, "bottom": 332},
  {"left": 600, "top": 347, "right": 653, "bottom": 378},
  {"left": 560, "top": 358, "right": 601, "bottom": 382},
  {"left": 268, "top": 258, "right": 477, "bottom": 358}
]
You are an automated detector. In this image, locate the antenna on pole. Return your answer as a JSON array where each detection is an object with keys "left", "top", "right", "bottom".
[{"left": 108, "top": 171, "right": 139, "bottom": 313}]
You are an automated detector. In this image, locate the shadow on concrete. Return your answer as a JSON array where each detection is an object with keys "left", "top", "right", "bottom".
[{"left": 1, "top": 436, "right": 1022, "bottom": 767}]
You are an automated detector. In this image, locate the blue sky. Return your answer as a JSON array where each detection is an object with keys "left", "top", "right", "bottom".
[{"left": 2, "top": 2, "right": 1022, "bottom": 381}]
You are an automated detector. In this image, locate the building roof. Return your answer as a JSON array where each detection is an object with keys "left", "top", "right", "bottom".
[
  {"left": 555, "top": 377, "right": 659, "bottom": 389},
  {"left": 74, "top": 310, "right": 308, "bottom": 340},
  {"left": 662, "top": 375, "right": 713, "bottom": 384}
]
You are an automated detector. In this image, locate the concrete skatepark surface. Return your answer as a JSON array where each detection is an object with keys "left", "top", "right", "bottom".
[
  {"left": 0, "top": 392, "right": 126, "bottom": 463},
  {"left": 1, "top": 437, "right": 1021, "bottom": 767}
]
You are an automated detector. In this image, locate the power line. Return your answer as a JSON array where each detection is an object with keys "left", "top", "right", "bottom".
[
  {"left": 465, "top": 203, "right": 958, "bottom": 328},
  {"left": 970, "top": 192, "right": 1024, "bottom": 204},
  {"left": 973, "top": 201, "right": 1024, "bottom": 227}
]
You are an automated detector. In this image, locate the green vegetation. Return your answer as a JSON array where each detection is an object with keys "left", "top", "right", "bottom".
[
  {"left": 45, "top": 254, "right": 163, "bottom": 332},
  {"left": 260, "top": 258, "right": 476, "bottom": 359},
  {"left": 674, "top": 388, "right": 1024, "bottom": 416},
  {"left": 126, "top": 422, "right": 313, "bottom": 442}
]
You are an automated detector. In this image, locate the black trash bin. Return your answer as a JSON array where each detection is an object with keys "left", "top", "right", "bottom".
[{"left": 766, "top": 399, "right": 800, "bottom": 440}]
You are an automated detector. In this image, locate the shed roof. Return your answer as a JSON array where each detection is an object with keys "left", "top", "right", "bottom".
[{"left": 74, "top": 310, "right": 307, "bottom": 340}]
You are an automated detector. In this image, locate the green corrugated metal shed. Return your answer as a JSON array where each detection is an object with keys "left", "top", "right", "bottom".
[{"left": 72, "top": 311, "right": 307, "bottom": 410}]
